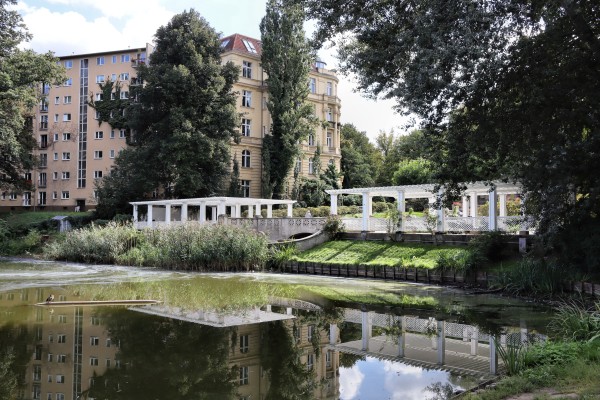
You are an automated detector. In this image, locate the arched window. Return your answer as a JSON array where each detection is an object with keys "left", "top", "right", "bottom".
[{"left": 242, "top": 150, "right": 251, "bottom": 168}]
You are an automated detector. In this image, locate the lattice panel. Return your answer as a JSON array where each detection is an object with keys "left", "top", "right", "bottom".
[
  {"left": 341, "top": 218, "right": 362, "bottom": 232},
  {"left": 403, "top": 217, "right": 428, "bottom": 232},
  {"left": 369, "top": 218, "right": 388, "bottom": 232}
]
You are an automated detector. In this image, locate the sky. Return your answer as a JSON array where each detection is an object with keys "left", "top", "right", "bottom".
[{"left": 15, "top": 0, "right": 416, "bottom": 142}]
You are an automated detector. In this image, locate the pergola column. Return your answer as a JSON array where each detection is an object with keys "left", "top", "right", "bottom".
[
  {"left": 437, "top": 320, "right": 446, "bottom": 365},
  {"left": 462, "top": 196, "right": 469, "bottom": 217},
  {"left": 287, "top": 203, "right": 293, "bottom": 217},
  {"left": 398, "top": 316, "right": 406, "bottom": 357},
  {"left": 235, "top": 204, "right": 242, "bottom": 218},
  {"left": 181, "top": 203, "right": 188, "bottom": 222},
  {"left": 436, "top": 190, "right": 445, "bottom": 232},
  {"left": 397, "top": 191, "right": 406, "bottom": 213},
  {"left": 133, "top": 205, "right": 138, "bottom": 222},
  {"left": 211, "top": 206, "right": 217, "bottom": 222},
  {"left": 217, "top": 200, "right": 226, "bottom": 218},
  {"left": 361, "top": 311, "right": 372, "bottom": 351},
  {"left": 199, "top": 202, "right": 206, "bottom": 223},
  {"left": 329, "top": 323, "right": 338, "bottom": 345},
  {"left": 267, "top": 204, "right": 273, "bottom": 218},
  {"left": 147, "top": 205, "right": 153, "bottom": 227},
  {"left": 499, "top": 194, "right": 507, "bottom": 217},
  {"left": 165, "top": 204, "right": 171, "bottom": 224},
  {"left": 361, "top": 192, "right": 370, "bottom": 232},
  {"left": 470, "top": 193, "right": 478, "bottom": 218},
  {"left": 488, "top": 188, "right": 498, "bottom": 231},
  {"left": 330, "top": 194, "right": 338, "bottom": 215},
  {"left": 247, "top": 205, "right": 254, "bottom": 218},
  {"left": 255, "top": 203, "right": 261, "bottom": 217},
  {"left": 490, "top": 334, "right": 498, "bottom": 374}
]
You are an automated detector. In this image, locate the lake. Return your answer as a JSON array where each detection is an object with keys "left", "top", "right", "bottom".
[{"left": 0, "top": 259, "right": 553, "bottom": 400}]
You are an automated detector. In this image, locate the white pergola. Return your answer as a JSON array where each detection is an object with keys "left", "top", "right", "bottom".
[
  {"left": 326, "top": 181, "right": 524, "bottom": 232},
  {"left": 130, "top": 197, "right": 296, "bottom": 229}
]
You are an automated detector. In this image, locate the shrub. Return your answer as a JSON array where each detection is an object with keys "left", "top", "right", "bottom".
[
  {"left": 269, "top": 243, "right": 299, "bottom": 269},
  {"left": 547, "top": 301, "right": 600, "bottom": 341},
  {"left": 493, "top": 258, "right": 567, "bottom": 296},
  {"left": 468, "top": 231, "right": 509, "bottom": 262},
  {"left": 323, "top": 214, "right": 345, "bottom": 239}
]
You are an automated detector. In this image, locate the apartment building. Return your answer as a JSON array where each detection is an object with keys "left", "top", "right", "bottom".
[{"left": 0, "top": 34, "right": 342, "bottom": 211}]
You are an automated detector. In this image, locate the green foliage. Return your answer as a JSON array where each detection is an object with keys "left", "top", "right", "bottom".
[
  {"left": 44, "top": 222, "right": 270, "bottom": 271},
  {"left": 270, "top": 243, "right": 300, "bottom": 268},
  {"left": 391, "top": 158, "right": 434, "bottom": 185},
  {"left": 495, "top": 339, "right": 528, "bottom": 376},
  {"left": 95, "top": 10, "right": 239, "bottom": 216},
  {"left": 0, "top": 0, "right": 66, "bottom": 192},
  {"left": 340, "top": 123, "right": 380, "bottom": 188},
  {"left": 322, "top": 214, "right": 345, "bottom": 238},
  {"left": 547, "top": 301, "right": 600, "bottom": 342},
  {"left": 468, "top": 231, "right": 509, "bottom": 262},
  {"left": 260, "top": 0, "right": 317, "bottom": 198},
  {"left": 87, "top": 80, "right": 129, "bottom": 129},
  {"left": 493, "top": 258, "right": 567, "bottom": 296},
  {"left": 227, "top": 155, "right": 242, "bottom": 197}
]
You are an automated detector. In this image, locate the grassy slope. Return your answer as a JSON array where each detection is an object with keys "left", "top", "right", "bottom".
[
  {"left": 290, "top": 240, "right": 472, "bottom": 269},
  {"left": 0, "top": 211, "right": 91, "bottom": 230}
]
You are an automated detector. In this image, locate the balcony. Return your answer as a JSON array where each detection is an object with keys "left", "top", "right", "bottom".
[
  {"left": 40, "top": 105, "right": 48, "bottom": 113},
  {"left": 38, "top": 181, "right": 47, "bottom": 188},
  {"left": 131, "top": 58, "right": 146, "bottom": 68},
  {"left": 39, "top": 122, "right": 48, "bottom": 131}
]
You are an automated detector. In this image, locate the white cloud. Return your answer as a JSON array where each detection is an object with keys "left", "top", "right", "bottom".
[{"left": 339, "top": 365, "right": 365, "bottom": 400}]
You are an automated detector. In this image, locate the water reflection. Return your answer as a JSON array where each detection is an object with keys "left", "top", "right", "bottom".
[{"left": 0, "top": 264, "right": 552, "bottom": 400}]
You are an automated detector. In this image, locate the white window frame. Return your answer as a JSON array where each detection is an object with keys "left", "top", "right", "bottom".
[
  {"left": 61, "top": 172, "right": 70, "bottom": 180},
  {"left": 326, "top": 131, "right": 333, "bottom": 147},
  {"left": 119, "top": 129, "right": 126, "bottom": 138},
  {"left": 241, "top": 180, "right": 250, "bottom": 198},
  {"left": 121, "top": 54, "right": 130, "bottom": 63},
  {"left": 54, "top": 96, "right": 60, "bottom": 104},
  {"left": 95, "top": 131, "right": 103, "bottom": 139},
  {"left": 94, "top": 151, "right": 103, "bottom": 159},
  {"left": 63, "top": 78, "right": 72, "bottom": 87},
  {"left": 239, "top": 366, "right": 249, "bottom": 385},
  {"left": 241, "top": 39, "right": 257, "bottom": 53},
  {"left": 96, "top": 75, "right": 105, "bottom": 83},
  {"left": 62, "top": 132, "right": 71, "bottom": 141},
  {"left": 308, "top": 158, "right": 314, "bottom": 174},
  {"left": 62, "top": 152, "right": 70, "bottom": 161},
  {"left": 327, "top": 81, "right": 333, "bottom": 96},
  {"left": 241, "top": 118, "right": 251, "bottom": 136},
  {"left": 240, "top": 334, "right": 249, "bottom": 354},
  {"left": 241, "top": 150, "right": 251, "bottom": 168},
  {"left": 309, "top": 77, "right": 316, "bottom": 94},
  {"left": 94, "top": 171, "right": 103, "bottom": 179},
  {"left": 64, "top": 60, "right": 73, "bottom": 69},
  {"left": 242, "top": 90, "right": 252, "bottom": 107},
  {"left": 242, "top": 61, "right": 252, "bottom": 78},
  {"left": 64, "top": 95, "right": 71, "bottom": 104},
  {"left": 96, "top": 56, "right": 104, "bottom": 65},
  {"left": 308, "top": 133, "right": 315, "bottom": 146},
  {"left": 62, "top": 113, "right": 71, "bottom": 122},
  {"left": 109, "top": 149, "right": 115, "bottom": 159},
  {"left": 61, "top": 191, "right": 69, "bottom": 200}
]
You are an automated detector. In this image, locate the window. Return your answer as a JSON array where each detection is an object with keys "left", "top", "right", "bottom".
[
  {"left": 52, "top": 191, "right": 57, "bottom": 200},
  {"left": 110, "top": 130, "right": 115, "bottom": 139},
  {"left": 61, "top": 172, "right": 70, "bottom": 180},
  {"left": 94, "top": 171, "right": 103, "bottom": 179},
  {"left": 40, "top": 115, "right": 48, "bottom": 130},
  {"left": 53, "top": 153, "right": 58, "bottom": 162},
  {"left": 38, "top": 191, "right": 46, "bottom": 205},
  {"left": 106, "top": 359, "right": 111, "bottom": 367},
  {"left": 241, "top": 150, "right": 251, "bottom": 168},
  {"left": 308, "top": 133, "right": 315, "bottom": 146},
  {"left": 56, "top": 375, "right": 65, "bottom": 383},
  {"left": 90, "top": 337, "right": 99, "bottom": 346},
  {"left": 61, "top": 191, "right": 69, "bottom": 199},
  {"left": 121, "top": 54, "right": 130, "bottom": 63},
  {"left": 120, "top": 91, "right": 129, "bottom": 99},
  {"left": 95, "top": 131, "right": 103, "bottom": 139},
  {"left": 242, "top": 39, "right": 257, "bottom": 53},
  {"left": 64, "top": 78, "right": 72, "bottom": 86},
  {"left": 326, "top": 131, "right": 333, "bottom": 147},
  {"left": 64, "top": 60, "right": 73, "bottom": 69},
  {"left": 326, "top": 350, "right": 332, "bottom": 368},
  {"left": 53, "top": 133, "right": 59, "bottom": 141},
  {"left": 112, "top": 55, "right": 117, "bottom": 63},
  {"left": 54, "top": 114, "right": 59, "bottom": 123},
  {"left": 62, "top": 132, "right": 71, "bottom": 141},
  {"left": 329, "top": 158, "right": 335, "bottom": 166},
  {"left": 307, "top": 325, "right": 315, "bottom": 340},
  {"left": 296, "top": 157, "right": 302, "bottom": 173},
  {"left": 239, "top": 366, "right": 249, "bottom": 385},
  {"left": 327, "top": 81, "right": 333, "bottom": 96},
  {"left": 57, "top": 354, "right": 66, "bottom": 363},
  {"left": 33, "top": 365, "right": 42, "bottom": 381},
  {"left": 241, "top": 118, "right": 251, "bottom": 136},
  {"left": 109, "top": 149, "right": 115, "bottom": 158},
  {"left": 9, "top": 192, "right": 17, "bottom": 200},
  {"left": 242, "top": 90, "right": 252, "bottom": 107},
  {"left": 309, "top": 77, "right": 316, "bottom": 93},
  {"left": 95, "top": 92, "right": 103, "bottom": 101},
  {"left": 239, "top": 335, "right": 249, "bottom": 354},
  {"left": 63, "top": 113, "right": 71, "bottom": 122},
  {"left": 308, "top": 158, "right": 314, "bottom": 174},
  {"left": 111, "top": 73, "right": 117, "bottom": 81},
  {"left": 119, "top": 129, "right": 126, "bottom": 138},
  {"left": 106, "top": 338, "right": 112, "bottom": 347},
  {"left": 90, "top": 357, "right": 99, "bottom": 366},
  {"left": 95, "top": 111, "right": 100, "bottom": 120},
  {"left": 241, "top": 180, "right": 250, "bottom": 198},
  {"left": 96, "top": 56, "right": 104, "bottom": 65},
  {"left": 94, "top": 151, "right": 103, "bottom": 159},
  {"left": 307, "top": 354, "right": 314, "bottom": 371},
  {"left": 56, "top": 394, "right": 65, "bottom": 400},
  {"left": 326, "top": 108, "right": 333, "bottom": 122},
  {"left": 119, "top": 72, "right": 129, "bottom": 80},
  {"left": 62, "top": 152, "right": 70, "bottom": 160},
  {"left": 96, "top": 75, "right": 105, "bottom": 83},
  {"left": 55, "top": 96, "right": 60, "bottom": 104},
  {"left": 242, "top": 61, "right": 252, "bottom": 78}
]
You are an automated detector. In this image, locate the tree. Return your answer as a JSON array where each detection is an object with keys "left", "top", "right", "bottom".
[
  {"left": 339, "top": 123, "right": 379, "bottom": 188},
  {"left": 94, "top": 9, "right": 239, "bottom": 216},
  {"left": 304, "top": 0, "right": 600, "bottom": 272},
  {"left": 0, "top": 0, "right": 65, "bottom": 191},
  {"left": 227, "top": 155, "right": 242, "bottom": 197},
  {"left": 260, "top": 0, "right": 316, "bottom": 198},
  {"left": 392, "top": 158, "right": 434, "bottom": 186},
  {"left": 376, "top": 129, "right": 431, "bottom": 185}
]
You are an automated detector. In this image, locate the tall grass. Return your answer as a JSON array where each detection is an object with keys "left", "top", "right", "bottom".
[
  {"left": 44, "top": 222, "right": 270, "bottom": 271},
  {"left": 492, "top": 258, "right": 566, "bottom": 296},
  {"left": 547, "top": 301, "right": 600, "bottom": 342}
]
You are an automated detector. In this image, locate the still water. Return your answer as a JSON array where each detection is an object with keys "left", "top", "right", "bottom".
[{"left": 0, "top": 259, "right": 553, "bottom": 400}]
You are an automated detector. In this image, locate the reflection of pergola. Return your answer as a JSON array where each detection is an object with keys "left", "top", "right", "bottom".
[
  {"left": 326, "top": 181, "right": 532, "bottom": 233},
  {"left": 130, "top": 197, "right": 296, "bottom": 229}
]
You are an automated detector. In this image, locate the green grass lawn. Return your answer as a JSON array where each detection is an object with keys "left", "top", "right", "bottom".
[{"left": 290, "top": 240, "right": 473, "bottom": 269}]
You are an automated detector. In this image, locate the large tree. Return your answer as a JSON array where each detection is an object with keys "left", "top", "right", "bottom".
[
  {"left": 0, "top": 0, "right": 65, "bottom": 191},
  {"left": 339, "top": 123, "right": 379, "bottom": 188},
  {"left": 95, "top": 9, "right": 239, "bottom": 216},
  {"left": 260, "top": 0, "right": 316, "bottom": 198},
  {"left": 304, "top": 0, "right": 600, "bottom": 271}
]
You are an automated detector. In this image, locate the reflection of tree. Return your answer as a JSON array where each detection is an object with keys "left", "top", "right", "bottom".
[
  {"left": 339, "top": 321, "right": 365, "bottom": 368},
  {"left": 424, "top": 382, "right": 454, "bottom": 400},
  {"left": 85, "top": 309, "right": 236, "bottom": 399},
  {"left": 0, "top": 324, "right": 30, "bottom": 400},
  {"left": 260, "top": 320, "right": 316, "bottom": 400}
]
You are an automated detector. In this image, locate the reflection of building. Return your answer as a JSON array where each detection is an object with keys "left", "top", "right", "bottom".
[
  {"left": 0, "top": 33, "right": 342, "bottom": 211},
  {"left": 0, "top": 289, "right": 119, "bottom": 400}
]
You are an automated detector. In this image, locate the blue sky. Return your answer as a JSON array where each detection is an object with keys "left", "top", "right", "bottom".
[{"left": 16, "top": 0, "right": 414, "bottom": 140}]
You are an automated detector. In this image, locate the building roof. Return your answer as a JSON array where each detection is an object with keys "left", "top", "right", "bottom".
[{"left": 220, "top": 33, "right": 262, "bottom": 57}]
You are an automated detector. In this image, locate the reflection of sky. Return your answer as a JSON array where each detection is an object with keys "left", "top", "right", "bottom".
[{"left": 340, "top": 357, "right": 460, "bottom": 400}]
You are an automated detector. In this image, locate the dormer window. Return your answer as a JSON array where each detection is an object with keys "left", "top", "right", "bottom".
[
  {"left": 221, "top": 39, "right": 230, "bottom": 48},
  {"left": 242, "top": 39, "right": 257, "bottom": 53}
]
